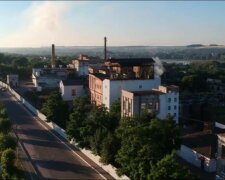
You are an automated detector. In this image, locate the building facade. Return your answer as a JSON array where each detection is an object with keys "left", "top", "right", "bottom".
[
  {"left": 68, "top": 54, "right": 89, "bottom": 76},
  {"left": 121, "top": 85, "right": 179, "bottom": 122},
  {"left": 7, "top": 74, "right": 19, "bottom": 87},
  {"left": 89, "top": 58, "right": 161, "bottom": 110},
  {"left": 59, "top": 80, "right": 85, "bottom": 101}
]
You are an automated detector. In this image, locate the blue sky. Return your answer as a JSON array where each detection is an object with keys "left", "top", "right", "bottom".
[{"left": 0, "top": 1, "right": 225, "bottom": 47}]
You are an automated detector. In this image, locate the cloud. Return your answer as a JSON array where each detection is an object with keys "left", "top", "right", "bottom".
[{"left": 2, "top": 1, "right": 82, "bottom": 47}]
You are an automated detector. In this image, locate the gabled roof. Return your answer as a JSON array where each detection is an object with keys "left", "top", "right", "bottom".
[{"left": 61, "top": 79, "right": 83, "bottom": 86}]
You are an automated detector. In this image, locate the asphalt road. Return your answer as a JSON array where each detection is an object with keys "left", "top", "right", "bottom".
[{"left": 0, "top": 91, "right": 113, "bottom": 180}]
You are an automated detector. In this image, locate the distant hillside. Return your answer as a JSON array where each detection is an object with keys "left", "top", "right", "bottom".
[
  {"left": 0, "top": 45, "right": 225, "bottom": 60},
  {"left": 187, "top": 44, "right": 205, "bottom": 48}
]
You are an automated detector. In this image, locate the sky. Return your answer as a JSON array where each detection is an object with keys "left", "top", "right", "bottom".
[{"left": 0, "top": 1, "right": 225, "bottom": 47}]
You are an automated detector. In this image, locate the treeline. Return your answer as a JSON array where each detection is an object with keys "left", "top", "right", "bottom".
[
  {"left": 41, "top": 94, "right": 193, "bottom": 179},
  {"left": 0, "top": 53, "right": 72, "bottom": 81},
  {"left": 0, "top": 101, "right": 23, "bottom": 179},
  {"left": 163, "top": 61, "right": 225, "bottom": 92}
]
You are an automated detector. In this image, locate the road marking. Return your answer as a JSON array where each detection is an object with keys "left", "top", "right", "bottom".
[{"left": 7, "top": 92, "right": 108, "bottom": 180}]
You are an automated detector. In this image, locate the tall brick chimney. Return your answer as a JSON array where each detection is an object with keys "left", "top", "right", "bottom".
[
  {"left": 51, "top": 44, "right": 56, "bottom": 68},
  {"left": 104, "top": 37, "right": 107, "bottom": 61}
]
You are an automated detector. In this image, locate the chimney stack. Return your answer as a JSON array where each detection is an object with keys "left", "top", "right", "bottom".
[
  {"left": 104, "top": 37, "right": 107, "bottom": 61},
  {"left": 51, "top": 44, "right": 56, "bottom": 68}
]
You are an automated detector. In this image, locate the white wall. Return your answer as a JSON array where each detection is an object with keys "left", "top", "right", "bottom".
[
  {"left": 103, "top": 77, "right": 161, "bottom": 109},
  {"left": 60, "top": 82, "right": 85, "bottom": 101},
  {"left": 158, "top": 92, "right": 179, "bottom": 123},
  {"left": 177, "top": 145, "right": 216, "bottom": 172}
]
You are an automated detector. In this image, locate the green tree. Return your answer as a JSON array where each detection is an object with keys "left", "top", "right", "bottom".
[
  {"left": 0, "top": 118, "right": 12, "bottom": 134},
  {"left": 0, "top": 134, "right": 17, "bottom": 153},
  {"left": 0, "top": 108, "right": 8, "bottom": 119},
  {"left": 12, "top": 57, "right": 28, "bottom": 68},
  {"left": 90, "top": 128, "right": 107, "bottom": 155},
  {"left": 66, "top": 97, "right": 88, "bottom": 141},
  {"left": 41, "top": 91, "right": 69, "bottom": 128},
  {"left": 148, "top": 153, "right": 193, "bottom": 180},
  {"left": 1, "top": 148, "right": 16, "bottom": 180},
  {"left": 115, "top": 118, "right": 180, "bottom": 180},
  {"left": 100, "top": 133, "right": 120, "bottom": 165}
]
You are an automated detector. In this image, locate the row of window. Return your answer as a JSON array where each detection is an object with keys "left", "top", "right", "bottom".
[
  {"left": 168, "top": 97, "right": 177, "bottom": 103},
  {"left": 168, "top": 105, "right": 177, "bottom": 110}
]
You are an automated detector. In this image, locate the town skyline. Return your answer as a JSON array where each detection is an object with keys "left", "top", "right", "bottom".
[{"left": 0, "top": 1, "right": 225, "bottom": 47}]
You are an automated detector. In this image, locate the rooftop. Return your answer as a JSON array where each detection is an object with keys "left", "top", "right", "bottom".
[
  {"left": 132, "top": 89, "right": 165, "bottom": 96},
  {"left": 89, "top": 73, "right": 109, "bottom": 80},
  {"left": 61, "top": 79, "right": 83, "bottom": 86},
  {"left": 181, "top": 130, "right": 217, "bottom": 159},
  {"left": 105, "top": 58, "right": 155, "bottom": 66}
]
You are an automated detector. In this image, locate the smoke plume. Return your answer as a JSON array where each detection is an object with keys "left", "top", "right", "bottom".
[{"left": 153, "top": 57, "right": 164, "bottom": 77}]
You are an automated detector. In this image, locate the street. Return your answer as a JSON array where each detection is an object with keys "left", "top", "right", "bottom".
[{"left": 0, "top": 91, "right": 113, "bottom": 180}]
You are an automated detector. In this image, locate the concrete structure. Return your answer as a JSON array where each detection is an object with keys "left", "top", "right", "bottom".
[
  {"left": 121, "top": 85, "right": 179, "bottom": 122},
  {"left": 59, "top": 79, "right": 85, "bottom": 101},
  {"left": 7, "top": 74, "right": 19, "bottom": 87},
  {"left": 51, "top": 44, "right": 56, "bottom": 68},
  {"left": 68, "top": 54, "right": 89, "bottom": 76},
  {"left": 89, "top": 58, "right": 158, "bottom": 109},
  {"left": 32, "top": 68, "right": 68, "bottom": 91},
  {"left": 177, "top": 131, "right": 217, "bottom": 173}
]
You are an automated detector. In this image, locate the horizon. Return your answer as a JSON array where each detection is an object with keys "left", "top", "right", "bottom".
[
  {"left": 1, "top": 44, "right": 225, "bottom": 49},
  {"left": 0, "top": 1, "right": 225, "bottom": 47}
]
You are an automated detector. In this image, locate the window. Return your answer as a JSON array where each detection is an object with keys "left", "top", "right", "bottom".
[
  {"left": 174, "top": 105, "right": 177, "bottom": 110},
  {"left": 174, "top": 98, "right": 177, "bottom": 102},
  {"left": 139, "top": 85, "right": 142, "bottom": 89},
  {"left": 174, "top": 113, "right": 176, "bottom": 117},
  {"left": 72, "top": 89, "right": 76, "bottom": 96},
  {"left": 222, "top": 145, "right": 225, "bottom": 159},
  {"left": 168, "top": 98, "right": 171, "bottom": 102},
  {"left": 128, "top": 102, "right": 131, "bottom": 112},
  {"left": 168, "top": 106, "right": 171, "bottom": 110}
]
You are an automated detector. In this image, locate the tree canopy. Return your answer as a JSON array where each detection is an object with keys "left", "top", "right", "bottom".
[
  {"left": 148, "top": 152, "right": 193, "bottom": 180},
  {"left": 41, "top": 91, "right": 69, "bottom": 128}
]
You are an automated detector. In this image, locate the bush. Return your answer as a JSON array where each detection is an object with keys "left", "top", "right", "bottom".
[
  {"left": 0, "top": 118, "right": 11, "bottom": 134},
  {"left": 1, "top": 148, "right": 16, "bottom": 180}
]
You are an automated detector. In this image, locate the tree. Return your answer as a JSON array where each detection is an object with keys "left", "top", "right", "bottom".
[
  {"left": 1, "top": 148, "right": 16, "bottom": 180},
  {"left": 0, "top": 118, "right": 12, "bottom": 134},
  {"left": 0, "top": 108, "right": 8, "bottom": 119},
  {"left": 115, "top": 118, "right": 180, "bottom": 180},
  {"left": 0, "top": 134, "right": 17, "bottom": 152},
  {"left": 41, "top": 91, "right": 69, "bottom": 128},
  {"left": 12, "top": 57, "right": 28, "bottom": 68},
  {"left": 100, "top": 133, "right": 120, "bottom": 165},
  {"left": 148, "top": 153, "right": 193, "bottom": 180},
  {"left": 90, "top": 128, "right": 107, "bottom": 155},
  {"left": 66, "top": 97, "right": 89, "bottom": 140}
]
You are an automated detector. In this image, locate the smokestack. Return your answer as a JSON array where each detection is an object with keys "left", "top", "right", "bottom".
[
  {"left": 51, "top": 44, "right": 56, "bottom": 68},
  {"left": 104, "top": 37, "right": 107, "bottom": 61}
]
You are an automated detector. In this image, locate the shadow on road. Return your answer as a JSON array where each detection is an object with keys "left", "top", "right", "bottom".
[
  {"left": 20, "top": 138, "right": 68, "bottom": 150},
  {"left": 35, "top": 159, "right": 95, "bottom": 174}
]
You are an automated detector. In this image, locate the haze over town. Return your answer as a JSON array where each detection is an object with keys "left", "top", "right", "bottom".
[{"left": 0, "top": 1, "right": 225, "bottom": 47}]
